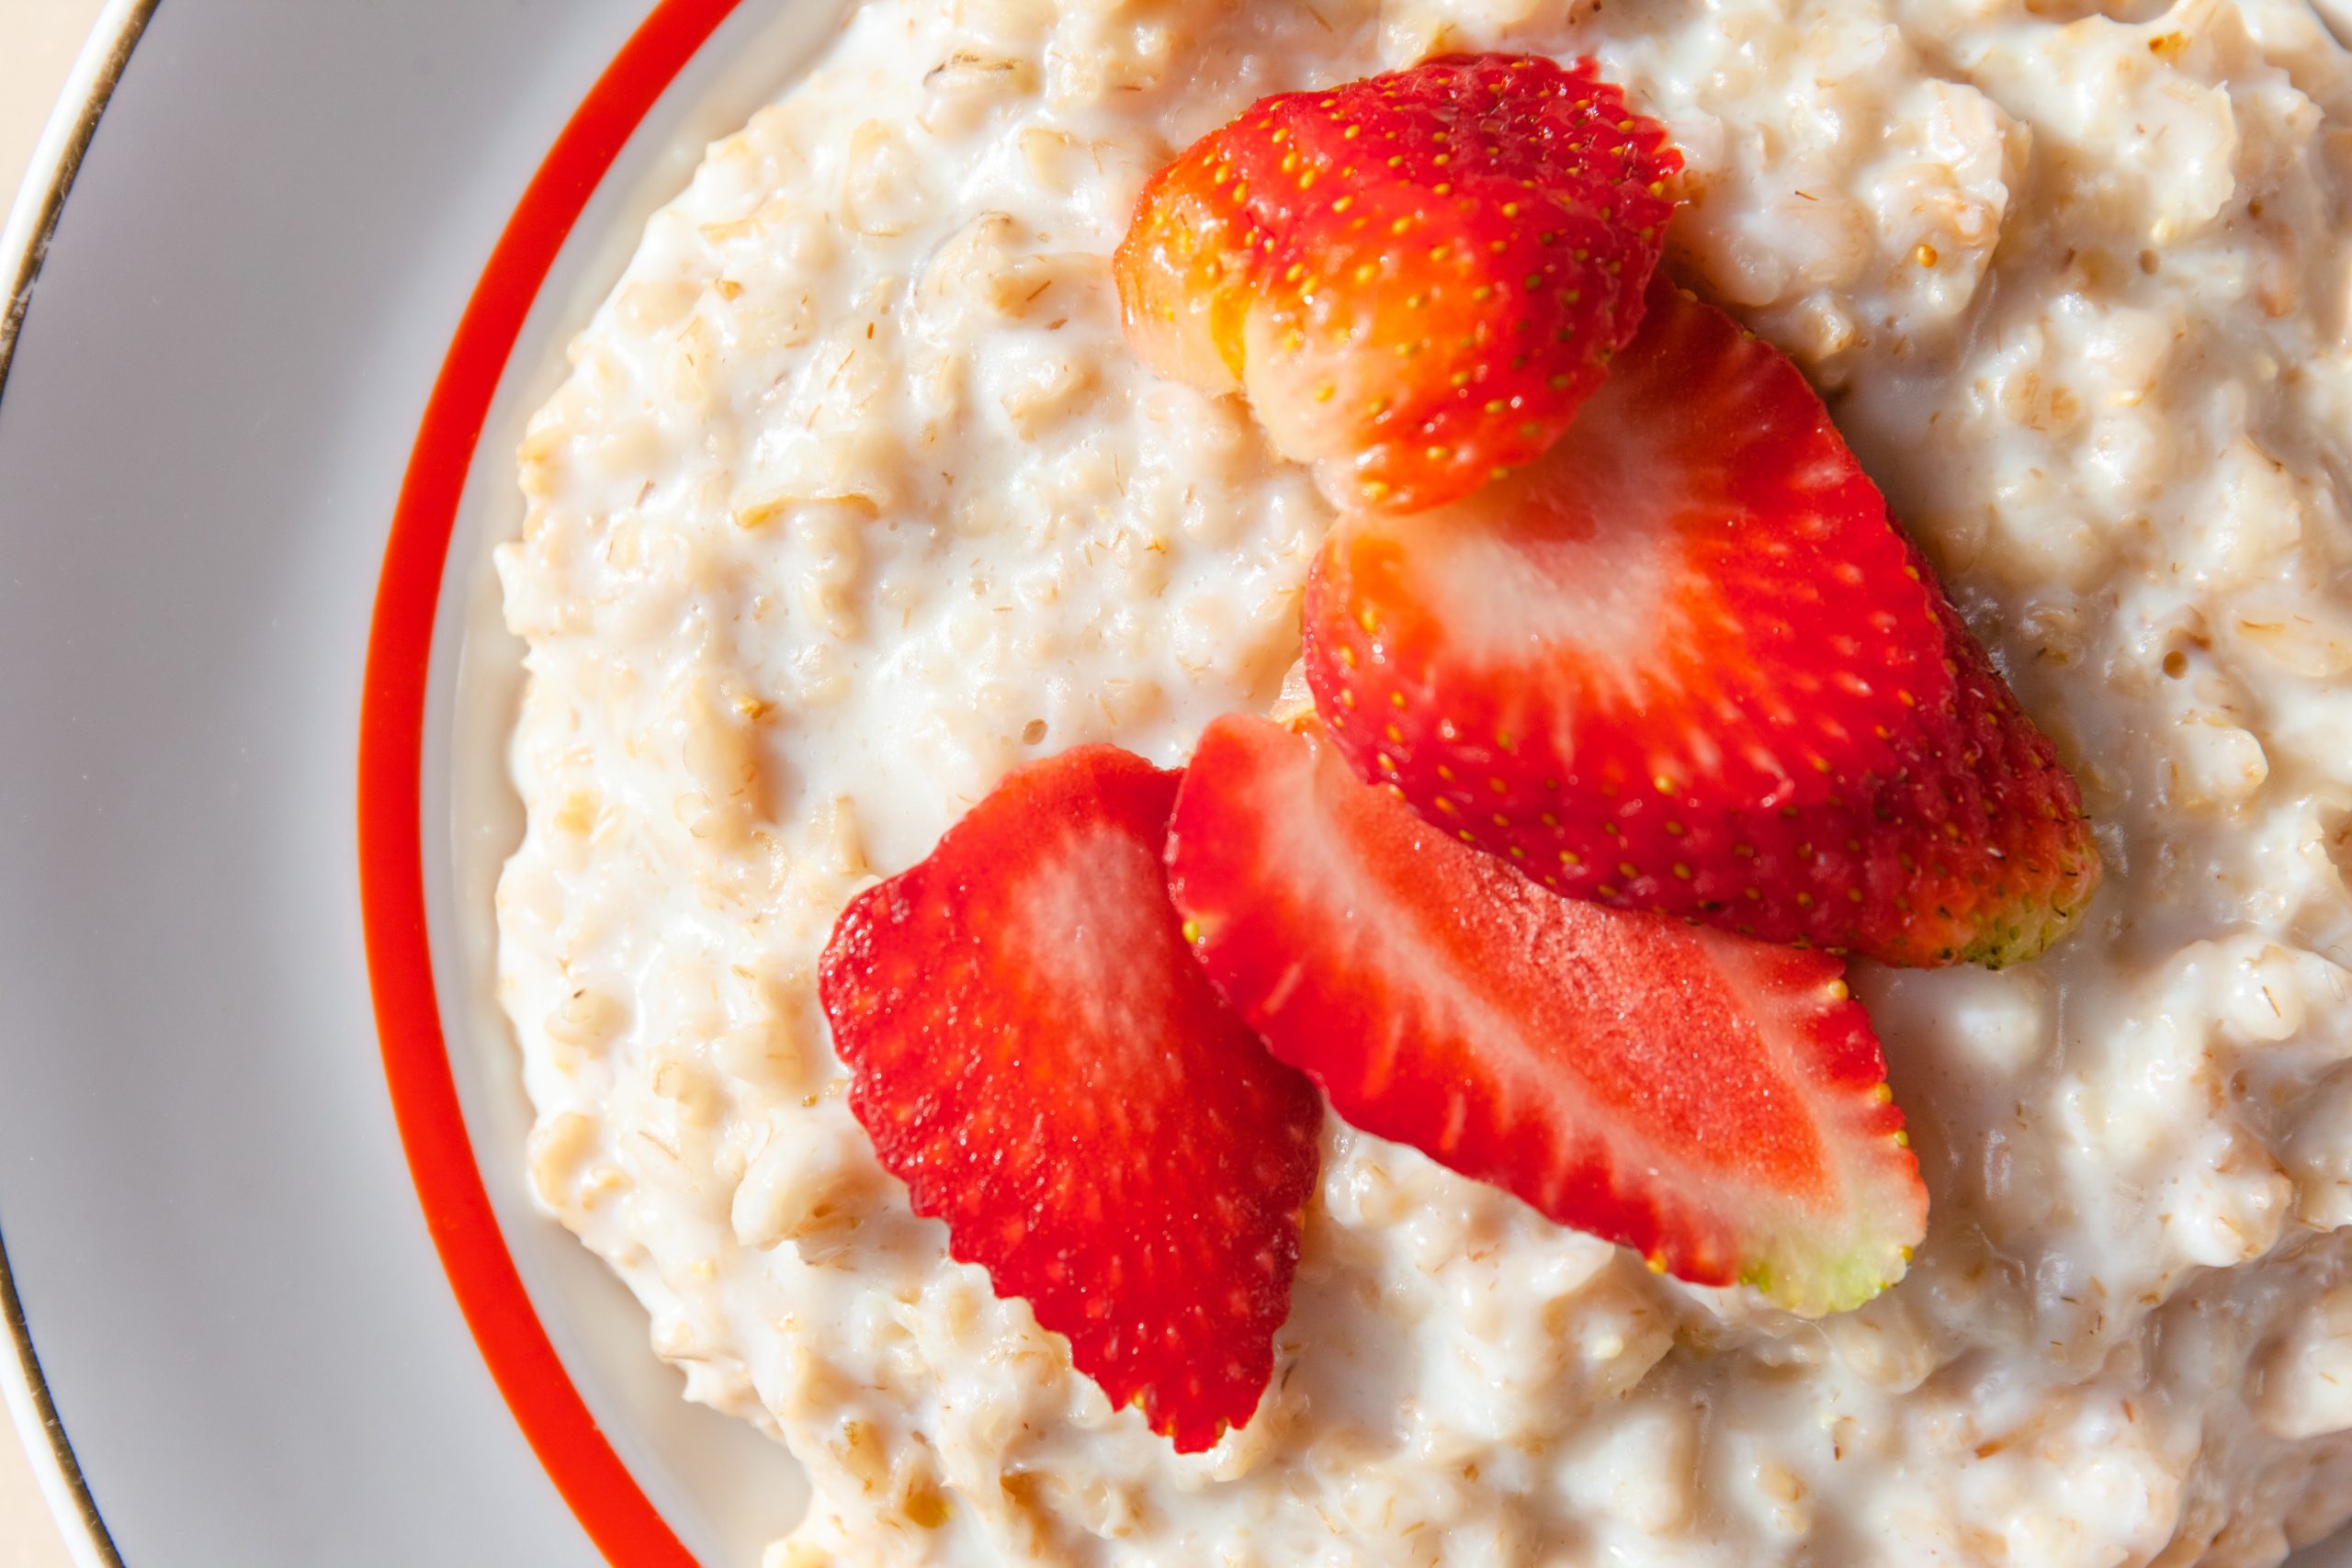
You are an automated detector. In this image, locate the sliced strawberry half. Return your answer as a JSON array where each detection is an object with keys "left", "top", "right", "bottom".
[
  {"left": 1305, "top": 278, "right": 2101, "bottom": 967},
  {"left": 819, "top": 746, "right": 1323, "bottom": 1452},
  {"left": 1165, "top": 715, "right": 1926, "bottom": 1315},
  {"left": 1114, "top": 53, "right": 1680, "bottom": 513}
]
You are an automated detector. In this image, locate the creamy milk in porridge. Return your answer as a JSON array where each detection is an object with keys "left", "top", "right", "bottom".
[{"left": 494, "top": 0, "right": 2352, "bottom": 1561}]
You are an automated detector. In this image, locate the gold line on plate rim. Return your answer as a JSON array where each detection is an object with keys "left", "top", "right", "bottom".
[
  {"left": 0, "top": 0, "right": 165, "bottom": 1562},
  {"left": 0, "top": 0, "right": 163, "bottom": 401}
]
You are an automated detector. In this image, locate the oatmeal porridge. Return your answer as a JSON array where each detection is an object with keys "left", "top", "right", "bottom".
[{"left": 493, "top": 0, "right": 2352, "bottom": 1562}]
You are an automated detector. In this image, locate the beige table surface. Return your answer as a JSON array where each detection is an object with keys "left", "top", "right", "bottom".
[{"left": 4, "top": 2, "right": 113, "bottom": 1562}]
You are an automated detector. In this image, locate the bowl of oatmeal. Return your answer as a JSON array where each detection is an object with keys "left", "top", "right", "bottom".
[
  {"left": 4, "top": 1, "right": 2350, "bottom": 1563},
  {"left": 491, "top": 0, "right": 2352, "bottom": 1562}
]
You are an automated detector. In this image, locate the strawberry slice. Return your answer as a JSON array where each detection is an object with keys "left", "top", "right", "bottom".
[
  {"left": 1839, "top": 558, "right": 2105, "bottom": 967},
  {"left": 818, "top": 746, "right": 1323, "bottom": 1452},
  {"left": 1165, "top": 715, "right": 1927, "bottom": 1316},
  {"left": 1114, "top": 53, "right": 1679, "bottom": 513},
  {"left": 1304, "top": 279, "right": 2102, "bottom": 967}
]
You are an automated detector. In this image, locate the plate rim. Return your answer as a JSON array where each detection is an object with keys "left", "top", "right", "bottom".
[
  {"left": 0, "top": 0, "right": 157, "bottom": 405},
  {"left": 2, "top": 2, "right": 757, "bottom": 1563},
  {"left": 354, "top": 3, "right": 754, "bottom": 1565},
  {"left": 0, "top": 3, "right": 164, "bottom": 1562}
]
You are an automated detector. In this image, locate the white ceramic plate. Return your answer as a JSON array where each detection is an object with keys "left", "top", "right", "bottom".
[
  {"left": 2, "top": 6, "right": 2348, "bottom": 1566},
  {"left": 0, "top": 3, "right": 843, "bottom": 1562}
]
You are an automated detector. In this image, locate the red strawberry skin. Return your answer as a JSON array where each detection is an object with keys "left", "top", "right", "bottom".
[
  {"left": 1305, "top": 280, "right": 2101, "bottom": 967},
  {"left": 819, "top": 746, "right": 1324, "bottom": 1452},
  {"left": 1843, "top": 555, "right": 2104, "bottom": 967},
  {"left": 1166, "top": 715, "right": 1926, "bottom": 1316},
  {"left": 1114, "top": 54, "right": 1680, "bottom": 513}
]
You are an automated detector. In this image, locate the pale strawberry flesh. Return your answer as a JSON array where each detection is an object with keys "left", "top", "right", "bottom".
[
  {"left": 1306, "top": 280, "right": 2101, "bottom": 966},
  {"left": 820, "top": 746, "right": 1324, "bottom": 1451},
  {"left": 1166, "top": 715, "right": 1927, "bottom": 1315}
]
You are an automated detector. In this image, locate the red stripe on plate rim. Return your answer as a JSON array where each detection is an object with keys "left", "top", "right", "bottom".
[{"left": 357, "top": 2, "right": 748, "bottom": 1563}]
